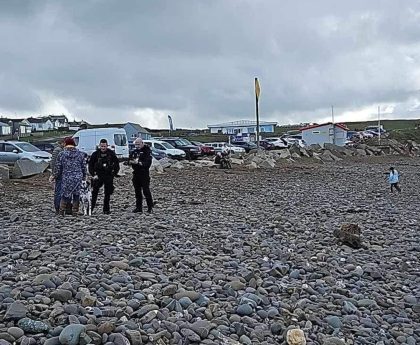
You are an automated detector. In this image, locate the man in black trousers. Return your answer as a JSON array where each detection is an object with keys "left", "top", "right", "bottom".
[
  {"left": 88, "top": 139, "right": 120, "bottom": 214},
  {"left": 129, "top": 138, "right": 154, "bottom": 213}
]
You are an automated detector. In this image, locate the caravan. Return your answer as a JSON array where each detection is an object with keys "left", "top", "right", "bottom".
[{"left": 72, "top": 128, "right": 129, "bottom": 159}]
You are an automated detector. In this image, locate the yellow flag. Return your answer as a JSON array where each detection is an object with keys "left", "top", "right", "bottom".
[{"left": 255, "top": 78, "right": 261, "bottom": 100}]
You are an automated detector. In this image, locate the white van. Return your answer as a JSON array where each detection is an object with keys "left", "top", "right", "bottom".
[{"left": 72, "top": 128, "right": 129, "bottom": 159}]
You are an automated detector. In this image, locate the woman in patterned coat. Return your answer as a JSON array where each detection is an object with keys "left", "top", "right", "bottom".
[{"left": 54, "top": 137, "right": 86, "bottom": 216}]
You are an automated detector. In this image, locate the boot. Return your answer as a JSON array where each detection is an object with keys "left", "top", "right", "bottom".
[
  {"left": 59, "top": 200, "right": 67, "bottom": 216},
  {"left": 65, "top": 203, "right": 72, "bottom": 215},
  {"left": 72, "top": 201, "right": 80, "bottom": 216}
]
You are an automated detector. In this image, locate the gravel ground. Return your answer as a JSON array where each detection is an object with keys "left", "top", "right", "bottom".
[{"left": 0, "top": 158, "right": 419, "bottom": 345}]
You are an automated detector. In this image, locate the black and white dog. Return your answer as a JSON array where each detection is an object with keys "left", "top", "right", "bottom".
[{"left": 80, "top": 180, "right": 92, "bottom": 216}]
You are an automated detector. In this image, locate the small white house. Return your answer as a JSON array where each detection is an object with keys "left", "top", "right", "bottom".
[
  {"left": 301, "top": 122, "right": 348, "bottom": 147},
  {"left": 208, "top": 120, "right": 277, "bottom": 135},
  {"left": 49, "top": 115, "right": 69, "bottom": 129},
  {"left": 26, "top": 117, "right": 54, "bottom": 131},
  {"left": 0, "top": 122, "right": 11, "bottom": 136}
]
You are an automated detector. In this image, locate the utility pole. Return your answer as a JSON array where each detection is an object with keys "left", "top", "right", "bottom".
[
  {"left": 378, "top": 106, "right": 381, "bottom": 145},
  {"left": 255, "top": 78, "right": 261, "bottom": 149},
  {"left": 331, "top": 105, "right": 336, "bottom": 145}
]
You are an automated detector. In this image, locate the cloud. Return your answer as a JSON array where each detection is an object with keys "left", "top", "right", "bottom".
[{"left": 1, "top": 0, "right": 420, "bottom": 128}]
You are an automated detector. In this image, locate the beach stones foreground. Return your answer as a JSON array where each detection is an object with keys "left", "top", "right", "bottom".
[{"left": 0, "top": 159, "right": 419, "bottom": 344}]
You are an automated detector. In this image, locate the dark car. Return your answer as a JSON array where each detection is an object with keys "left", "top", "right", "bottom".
[
  {"left": 231, "top": 141, "right": 258, "bottom": 153},
  {"left": 259, "top": 140, "right": 275, "bottom": 150},
  {"left": 190, "top": 141, "right": 215, "bottom": 156},
  {"left": 128, "top": 143, "right": 167, "bottom": 160},
  {"left": 32, "top": 142, "right": 56, "bottom": 154},
  {"left": 159, "top": 137, "right": 201, "bottom": 160}
]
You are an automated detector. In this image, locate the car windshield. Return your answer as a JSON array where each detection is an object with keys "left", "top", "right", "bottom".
[
  {"left": 14, "top": 142, "right": 40, "bottom": 152},
  {"left": 179, "top": 138, "right": 192, "bottom": 145},
  {"left": 161, "top": 142, "right": 175, "bottom": 149},
  {"left": 173, "top": 140, "right": 185, "bottom": 146}
]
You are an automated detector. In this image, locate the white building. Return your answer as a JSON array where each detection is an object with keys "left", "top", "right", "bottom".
[
  {"left": 49, "top": 115, "right": 69, "bottom": 129},
  {"left": 0, "top": 122, "right": 11, "bottom": 136},
  {"left": 26, "top": 117, "right": 54, "bottom": 131},
  {"left": 208, "top": 120, "right": 277, "bottom": 135},
  {"left": 301, "top": 122, "right": 348, "bottom": 147}
]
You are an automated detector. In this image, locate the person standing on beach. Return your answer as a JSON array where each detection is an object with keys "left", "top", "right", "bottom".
[{"left": 388, "top": 166, "right": 401, "bottom": 193}]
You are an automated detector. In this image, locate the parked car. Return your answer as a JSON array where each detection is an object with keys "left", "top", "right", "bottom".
[
  {"left": 150, "top": 147, "right": 167, "bottom": 160},
  {"left": 264, "top": 137, "right": 289, "bottom": 149},
  {"left": 159, "top": 137, "right": 201, "bottom": 160},
  {"left": 32, "top": 142, "right": 55, "bottom": 154},
  {"left": 361, "top": 131, "right": 375, "bottom": 138},
  {"left": 72, "top": 128, "right": 129, "bottom": 160},
  {"left": 0, "top": 140, "right": 52, "bottom": 165},
  {"left": 231, "top": 141, "right": 258, "bottom": 153},
  {"left": 204, "top": 142, "right": 246, "bottom": 154},
  {"left": 190, "top": 141, "right": 215, "bottom": 156},
  {"left": 285, "top": 138, "right": 307, "bottom": 147},
  {"left": 365, "top": 126, "right": 386, "bottom": 134},
  {"left": 144, "top": 140, "right": 186, "bottom": 160},
  {"left": 259, "top": 140, "right": 275, "bottom": 150},
  {"left": 128, "top": 143, "right": 167, "bottom": 160}
]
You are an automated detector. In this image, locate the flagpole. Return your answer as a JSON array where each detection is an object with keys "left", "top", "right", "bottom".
[
  {"left": 378, "top": 106, "right": 381, "bottom": 145},
  {"left": 255, "top": 77, "right": 260, "bottom": 149}
]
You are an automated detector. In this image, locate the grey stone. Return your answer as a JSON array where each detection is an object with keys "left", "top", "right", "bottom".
[
  {"left": 59, "top": 324, "right": 86, "bottom": 345},
  {"left": 4, "top": 301, "right": 28, "bottom": 320}
]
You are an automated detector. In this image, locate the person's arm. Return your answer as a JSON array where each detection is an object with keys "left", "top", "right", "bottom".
[
  {"left": 88, "top": 151, "right": 96, "bottom": 176},
  {"left": 81, "top": 154, "right": 87, "bottom": 180},
  {"left": 141, "top": 147, "right": 152, "bottom": 169},
  {"left": 111, "top": 151, "right": 120, "bottom": 175},
  {"left": 51, "top": 147, "right": 60, "bottom": 174},
  {"left": 54, "top": 152, "right": 63, "bottom": 179}
]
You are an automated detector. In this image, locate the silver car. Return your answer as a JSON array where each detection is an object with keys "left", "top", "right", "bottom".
[{"left": 0, "top": 141, "right": 52, "bottom": 165}]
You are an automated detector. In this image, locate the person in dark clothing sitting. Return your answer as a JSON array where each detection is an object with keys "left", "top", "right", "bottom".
[
  {"left": 129, "top": 138, "right": 154, "bottom": 213},
  {"left": 88, "top": 139, "right": 120, "bottom": 214}
]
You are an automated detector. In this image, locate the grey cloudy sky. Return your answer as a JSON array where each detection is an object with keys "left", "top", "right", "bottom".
[{"left": 1, "top": 0, "right": 420, "bottom": 129}]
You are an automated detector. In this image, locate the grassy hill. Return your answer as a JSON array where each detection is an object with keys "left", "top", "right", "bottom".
[{"left": 344, "top": 119, "right": 420, "bottom": 131}]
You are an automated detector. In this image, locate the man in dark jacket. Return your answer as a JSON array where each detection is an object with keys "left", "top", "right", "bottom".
[
  {"left": 88, "top": 139, "right": 120, "bottom": 214},
  {"left": 129, "top": 138, "right": 154, "bottom": 213}
]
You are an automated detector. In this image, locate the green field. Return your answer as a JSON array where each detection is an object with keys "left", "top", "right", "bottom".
[{"left": 344, "top": 119, "right": 420, "bottom": 131}]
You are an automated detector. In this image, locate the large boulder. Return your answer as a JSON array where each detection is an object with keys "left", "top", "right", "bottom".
[
  {"left": 259, "top": 158, "right": 276, "bottom": 168},
  {"left": 11, "top": 159, "right": 49, "bottom": 179},
  {"left": 171, "top": 161, "right": 185, "bottom": 169},
  {"left": 246, "top": 161, "right": 259, "bottom": 169},
  {"left": 288, "top": 144, "right": 302, "bottom": 156},
  {"left": 321, "top": 150, "right": 342, "bottom": 162},
  {"left": 151, "top": 158, "right": 164, "bottom": 173},
  {"left": 279, "top": 149, "right": 291, "bottom": 159},
  {"left": 230, "top": 158, "right": 244, "bottom": 165},
  {"left": 309, "top": 144, "right": 322, "bottom": 152},
  {"left": 158, "top": 157, "right": 173, "bottom": 169},
  {"left": 0, "top": 164, "right": 10, "bottom": 180},
  {"left": 324, "top": 143, "right": 353, "bottom": 156},
  {"left": 355, "top": 149, "right": 367, "bottom": 156},
  {"left": 299, "top": 147, "right": 311, "bottom": 157}
]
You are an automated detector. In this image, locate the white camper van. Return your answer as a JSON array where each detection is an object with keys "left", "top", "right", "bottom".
[{"left": 72, "top": 128, "right": 129, "bottom": 159}]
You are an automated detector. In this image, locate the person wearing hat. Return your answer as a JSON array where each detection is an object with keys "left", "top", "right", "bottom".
[
  {"left": 54, "top": 137, "right": 87, "bottom": 216},
  {"left": 88, "top": 138, "right": 120, "bottom": 214}
]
